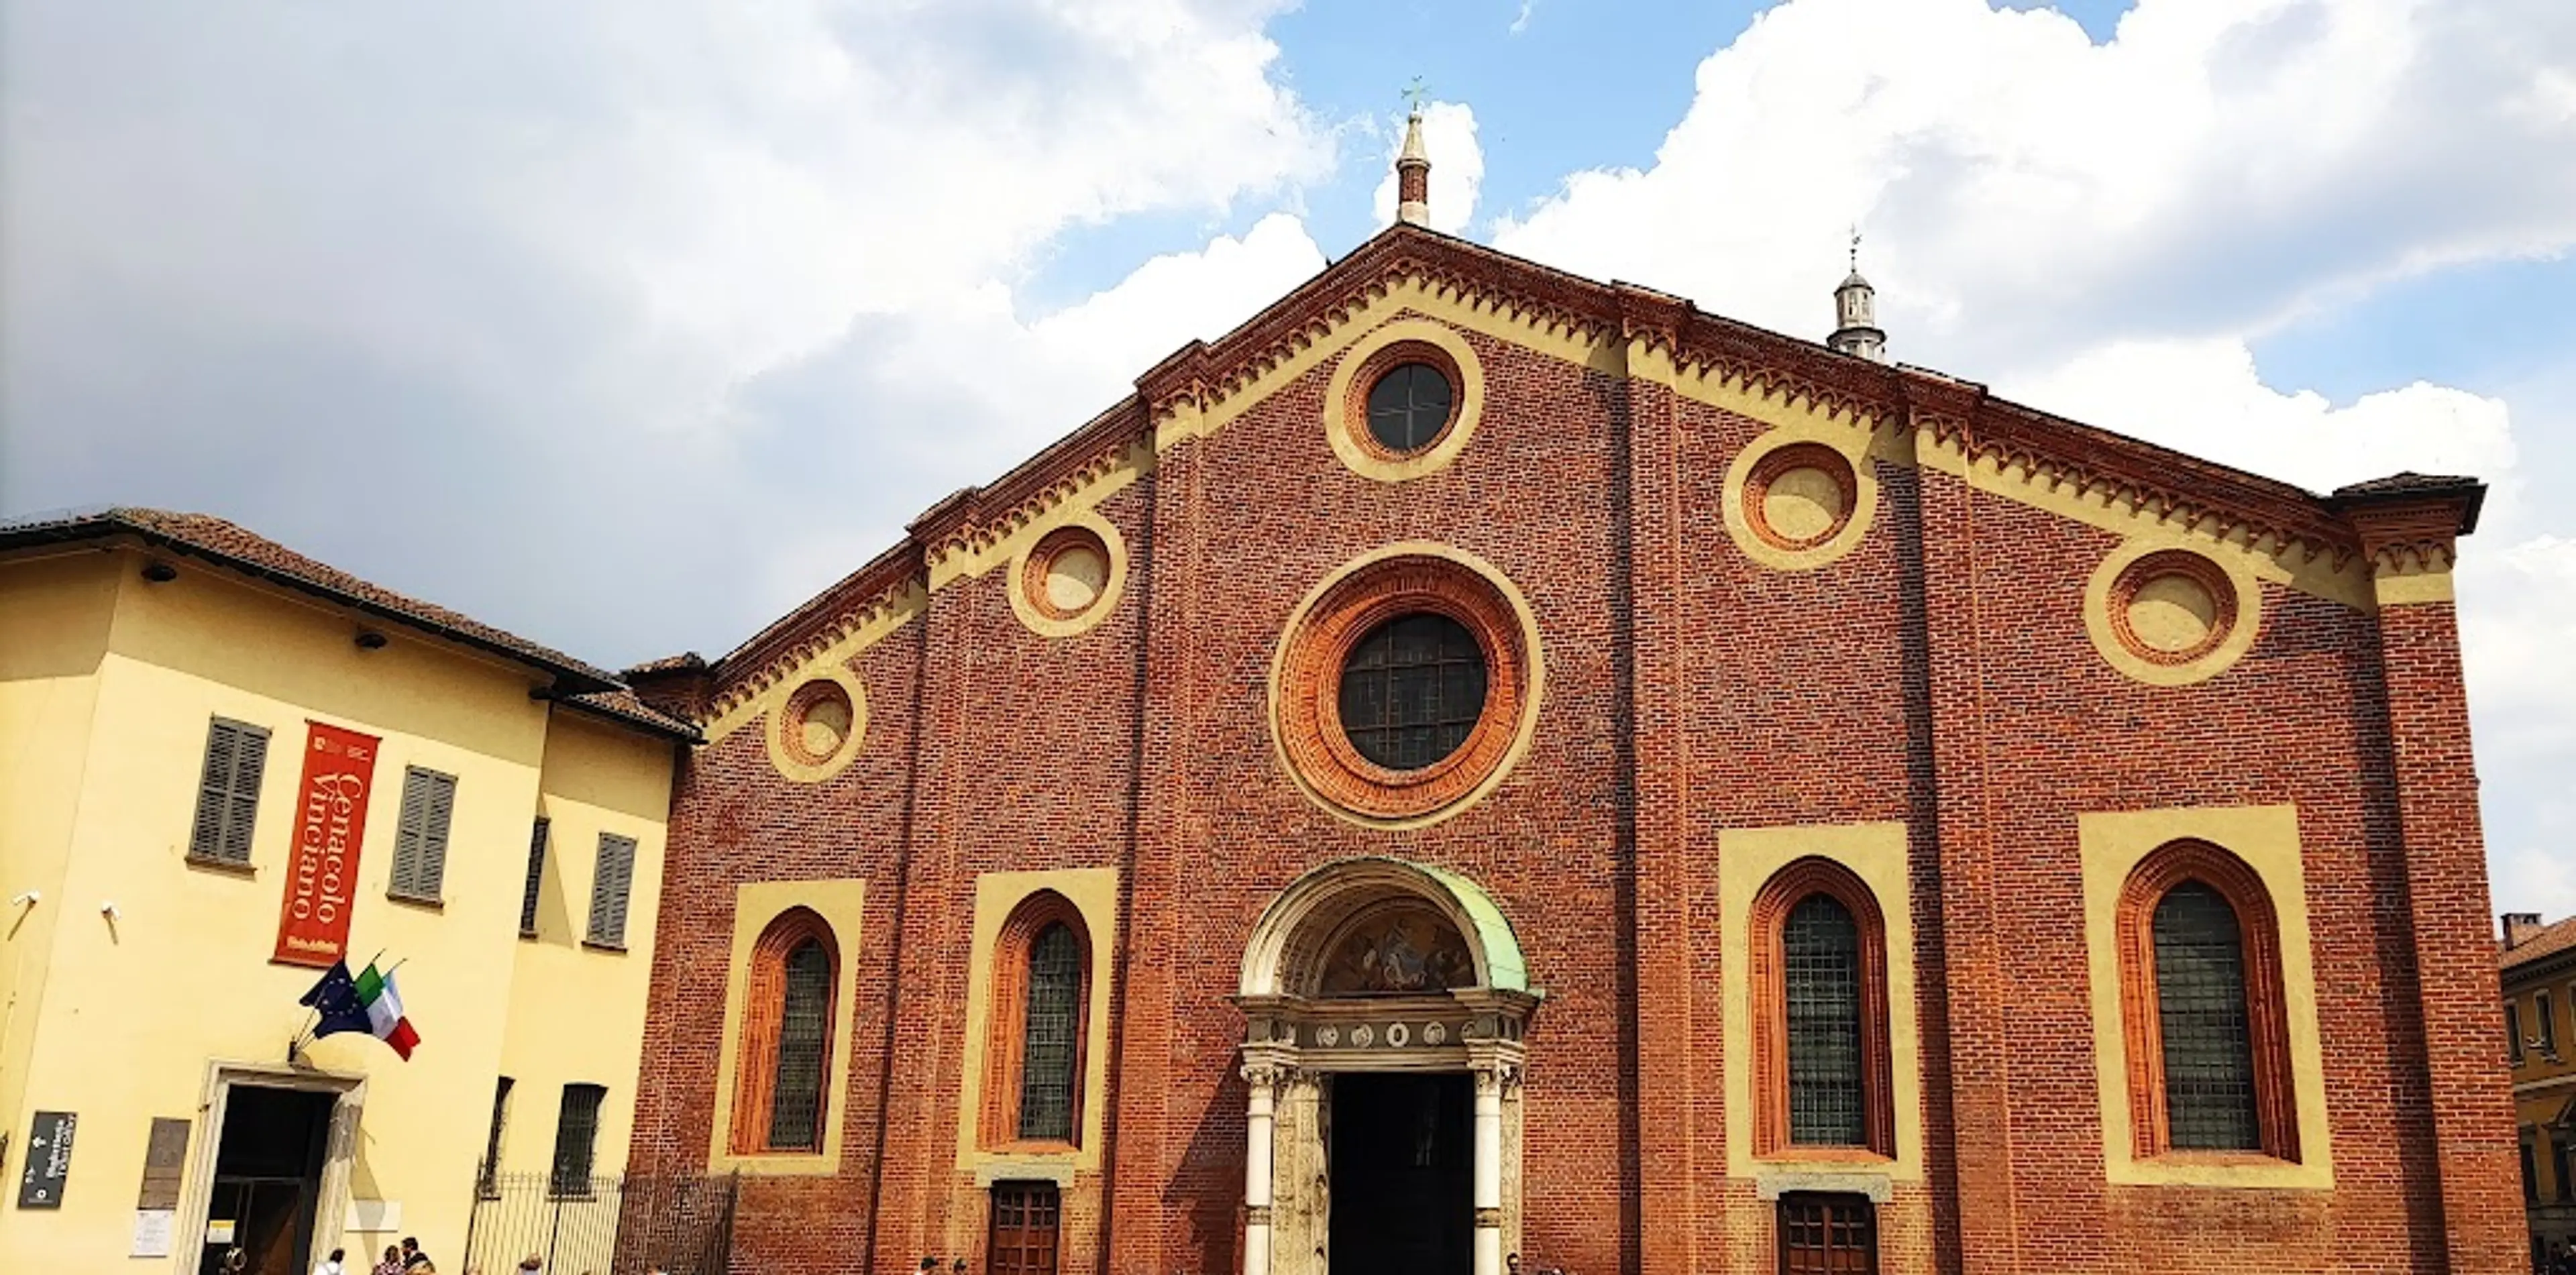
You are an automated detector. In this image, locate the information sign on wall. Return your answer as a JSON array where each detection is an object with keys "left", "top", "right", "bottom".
[
  {"left": 17, "top": 1110, "right": 75, "bottom": 1208},
  {"left": 272, "top": 721, "right": 381, "bottom": 968}
]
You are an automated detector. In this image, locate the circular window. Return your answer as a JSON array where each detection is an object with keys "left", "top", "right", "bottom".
[
  {"left": 782, "top": 679, "right": 856, "bottom": 767},
  {"left": 2110, "top": 550, "right": 2237, "bottom": 665},
  {"left": 1025, "top": 526, "right": 1112, "bottom": 620},
  {"left": 1744, "top": 443, "right": 1858, "bottom": 551},
  {"left": 1273, "top": 548, "right": 1541, "bottom": 826},
  {"left": 1337, "top": 612, "right": 1489, "bottom": 770},
  {"left": 1010, "top": 516, "right": 1128, "bottom": 638},
  {"left": 1364, "top": 363, "right": 1456, "bottom": 455}
]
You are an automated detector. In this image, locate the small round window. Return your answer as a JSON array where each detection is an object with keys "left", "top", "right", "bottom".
[
  {"left": 1363, "top": 363, "right": 1456, "bottom": 455},
  {"left": 1336, "top": 612, "right": 1488, "bottom": 770}
]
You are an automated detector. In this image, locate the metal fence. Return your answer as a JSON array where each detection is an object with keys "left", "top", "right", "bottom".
[{"left": 464, "top": 1171, "right": 737, "bottom": 1275}]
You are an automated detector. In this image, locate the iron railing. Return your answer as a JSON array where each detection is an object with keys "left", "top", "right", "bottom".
[{"left": 464, "top": 1169, "right": 736, "bottom": 1275}]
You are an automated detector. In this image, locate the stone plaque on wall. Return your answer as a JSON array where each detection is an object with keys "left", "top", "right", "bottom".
[{"left": 137, "top": 1117, "right": 191, "bottom": 1210}]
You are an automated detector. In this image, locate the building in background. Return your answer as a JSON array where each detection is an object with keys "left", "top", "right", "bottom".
[
  {"left": 0, "top": 508, "right": 695, "bottom": 1275},
  {"left": 2506, "top": 911, "right": 2576, "bottom": 1269},
  {"left": 615, "top": 119, "right": 2525, "bottom": 1275}
]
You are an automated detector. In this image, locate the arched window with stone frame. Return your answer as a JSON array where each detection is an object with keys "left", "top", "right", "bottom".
[
  {"left": 1750, "top": 856, "right": 1896, "bottom": 1159},
  {"left": 728, "top": 907, "right": 841, "bottom": 1154},
  {"left": 2114, "top": 840, "right": 2300, "bottom": 1161},
  {"left": 983, "top": 891, "right": 1091, "bottom": 1148}
]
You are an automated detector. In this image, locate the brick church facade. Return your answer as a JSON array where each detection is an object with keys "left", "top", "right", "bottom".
[{"left": 621, "top": 121, "right": 2523, "bottom": 1274}]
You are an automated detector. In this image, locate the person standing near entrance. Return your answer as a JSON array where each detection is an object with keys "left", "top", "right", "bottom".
[
  {"left": 373, "top": 1246, "right": 405, "bottom": 1275},
  {"left": 400, "top": 1238, "right": 432, "bottom": 1271},
  {"left": 312, "top": 1248, "right": 348, "bottom": 1275}
]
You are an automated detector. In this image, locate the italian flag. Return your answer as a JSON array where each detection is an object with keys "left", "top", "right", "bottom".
[
  {"left": 302, "top": 960, "right": 423, "bottom": 1060},
  {"left": 354, "top": 964, "right": 421, "bottom": 1060}
]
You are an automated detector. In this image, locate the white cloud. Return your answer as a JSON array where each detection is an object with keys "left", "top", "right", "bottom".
[
  {"left": 2002, "top": 338, "right": 2516, "bottom": 494},
  {"left": 1, "top": 0, "right": 1334, "bottom": 657},
  {"left": 1372, "top": 101, "right": 1484, "bottom": 237},
  {"left": 1493, "top": 0, "right": 2576, "bottom": 376},
  {"left": 737, "top": 213, "right": 1328, "bottom": 616}
]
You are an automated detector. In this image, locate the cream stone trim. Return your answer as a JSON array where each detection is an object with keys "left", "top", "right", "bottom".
[
  {"left": 709, "top": 879, "right": 867, "bottom": 1176},
  {"left": 956, "top": 868, "right": 1120, "bottom": 1172},
  {"left": 761, "top": 659, "right": 870, "bottom": 783},
  {"left": 707, "top": 266, "right": 2381, "bottom": 743},
  {"left": 1717, "top": 821, "right": 1924, "bottom": 1182},
  {"left": 1265, "top": 542, "right": 1546, "bottom": 832},
  {"left": 706, "top": 580, "right": 921, "bottom": 744},
  {"left": 1322, "top": 317, "right": 1488, "bottom": 482},
  {"left": 1006, "top": 508, "right": 1131, "bottom": 639},
  {"left": 2082, "top": 537, "right": 2265, "bottom": 688},
  {"left": 928, "top": 437, "right": 1154, "bottom": 591},
  {"left": 2373, "top": 559, "right": 2457, "bottom": 606},
  {"left": 2078, "top": 804, "right": 2333, "bottom": 1190},
  {"left": 1719, "top": 424, "right": 1882, "bottom": 573}
]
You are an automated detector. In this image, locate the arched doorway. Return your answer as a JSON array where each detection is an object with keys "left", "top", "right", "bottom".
[{"left": 1234, "top": 858, "right": 1542, "bottom": 1275}]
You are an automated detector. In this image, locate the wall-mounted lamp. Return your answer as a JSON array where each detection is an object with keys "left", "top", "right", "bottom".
[
  {"left": 354, "top": 630, "right": 389, "bottom": 651},
  {"left": 100, "top": 901, "right": 121, "bottom": 921},
  {"left": 141, "top": 561, "right": 178, "bottom": 584},
  {"left": 7, "top": 891, "right": 38, "bottom": 909}
]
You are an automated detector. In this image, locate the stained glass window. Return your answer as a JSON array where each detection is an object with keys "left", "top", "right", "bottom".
[
  {"left": 1364, "top": 362, "right": 1453, "bottom": 453},
  {"left": 1784, "top": 893, "right": 1866, "bottom": 1147},
  {"left": 2152, "top": 882, "right": 2261, "bottom": 1151},
  {"left": 1338, "top": 613, "right": 1488, "bottom": 771},
  {"left": 1018, "top": 923, "right": 1083, "bottom": 1142},
  {"left": 767, "top": 939, "right": 833, "bottom": 1150}
]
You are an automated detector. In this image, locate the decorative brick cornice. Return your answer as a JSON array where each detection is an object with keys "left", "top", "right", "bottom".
[{"left": 694, "top": 221, "right": 2444, "bottom": 738}]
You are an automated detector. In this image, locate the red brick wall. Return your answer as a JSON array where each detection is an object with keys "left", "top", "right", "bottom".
[{"left": 627, "top": 286, "right": 2518, "bottom": 1274}]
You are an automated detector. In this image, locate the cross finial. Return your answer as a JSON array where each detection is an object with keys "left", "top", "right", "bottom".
[
  {"left": 1402, "top": 76, "right": 1429, "bottom": 115},
  {"left": 1849, "top": 224, "right": 1862, "bottom": 271}
]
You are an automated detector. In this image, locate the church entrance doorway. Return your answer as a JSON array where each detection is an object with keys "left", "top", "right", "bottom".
[{"left": 1328, "top": 1072, "right": 1471, "bottom": 1275}]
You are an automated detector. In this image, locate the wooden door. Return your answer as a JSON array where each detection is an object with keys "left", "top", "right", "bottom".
[
  {"left": 1778, "top": 1193, "right": 1876, "bottom": 1275},
  {"left": 988, "top": 1180, "right": 1061, "bottom": 1275}
]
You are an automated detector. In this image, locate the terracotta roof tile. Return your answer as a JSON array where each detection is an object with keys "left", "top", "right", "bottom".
[
  {"left": 0, "top": 506, "right": 696, "bottom": 741},
  {"left": 561, "top": 688, "right": 701, "bottom": 742},
  {"left": 2504, "top": 914, "right": 2576, "bottom": 972}
]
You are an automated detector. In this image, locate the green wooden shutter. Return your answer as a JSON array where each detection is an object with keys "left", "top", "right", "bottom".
[
  {"left": 221, "top": 726, "right": 269, "bottom": 864},
  {"left": 519, "top": 818, "right": 549, "bottom": 936},
  {"left": 390, "top": 767, "right": 456, "bottom": 901},
  {"left": 189, "top": 718, "right": 269, "bottom": 865},
  {"left": 390, "top": 770, "right": 429, "bottom": 898},
  {"left": 586, "top": 833, "right": 636, "bottom": 948},
  {"left": 417, "top": 771, "right": 455, "bottom": 898}
]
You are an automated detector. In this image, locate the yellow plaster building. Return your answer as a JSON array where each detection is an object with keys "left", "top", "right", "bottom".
[
  {"left": 2506, "top": 911, "right": 2576, "bottom": 1269},
  {"left": 0, "top": 508, "right": 693, "bottom": 1275}
]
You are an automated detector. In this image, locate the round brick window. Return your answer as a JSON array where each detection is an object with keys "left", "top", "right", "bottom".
[
  {"left": 1744, "top": 443, "right": 1858, "bottom": 551},
  {"left": 2110, "top": 549, "right": 2237, "bottom": 665},
  {"left": 1275, "top": 551, "right": 1536, "bottom": 823},
  {"left": 1023, "top": 526, "right": 1112, "bottom": 621},
  {"left": 782, "top": 678, "right": 856, "bottom": 768}
]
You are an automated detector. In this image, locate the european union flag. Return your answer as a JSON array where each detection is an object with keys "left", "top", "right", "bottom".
[{"left": 298, "top": 960, "right": 375, "bottom": 1040}]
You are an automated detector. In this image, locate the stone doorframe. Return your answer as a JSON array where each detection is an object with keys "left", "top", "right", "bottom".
[
  {"left": 1232, "top": 857, "right": 1542, "bottom": 1275},
  {"left": 170, "top": 1058, "right": 367, "bottom": 1275}
]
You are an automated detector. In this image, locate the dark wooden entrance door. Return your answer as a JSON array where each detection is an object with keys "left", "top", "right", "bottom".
[
  {"left": 1777, "top": 1193, "right": 1877, "bottom": 1275},
  {"left": 198, "top": 1086, "right": 336, "bottom": 1275},
  {"left": 988, "top": 1180, "right": 1061, "bottom": 1275},
  {"left": 1328, "top": 1072, "right": 1472, "bottom": 1275}
]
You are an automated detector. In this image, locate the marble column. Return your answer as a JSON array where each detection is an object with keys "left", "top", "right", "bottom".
[
  {"left": 1473, "top": 1065, "right": 1508, "bottom": 1275},
  {"left": 1243, "top": 1062, "right": 1281, "bottom": 1275}
]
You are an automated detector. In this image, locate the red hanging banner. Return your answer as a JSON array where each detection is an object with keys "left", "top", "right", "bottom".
[{"left": 271, "top": 720, "right": 381, "bottom": 968}]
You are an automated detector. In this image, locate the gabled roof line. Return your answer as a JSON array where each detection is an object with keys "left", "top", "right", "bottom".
[{"left": 690, "top": 223, "right": 2464, "bottom": 736}]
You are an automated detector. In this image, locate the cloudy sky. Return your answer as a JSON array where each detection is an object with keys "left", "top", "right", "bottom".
[{"left": 5, "top": 0, "right": 2571, "bottom": 919}]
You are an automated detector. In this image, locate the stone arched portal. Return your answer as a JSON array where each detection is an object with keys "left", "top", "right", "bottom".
[{"left": 1234, "top": 858, "right": 1542, "bottom": 1275}]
